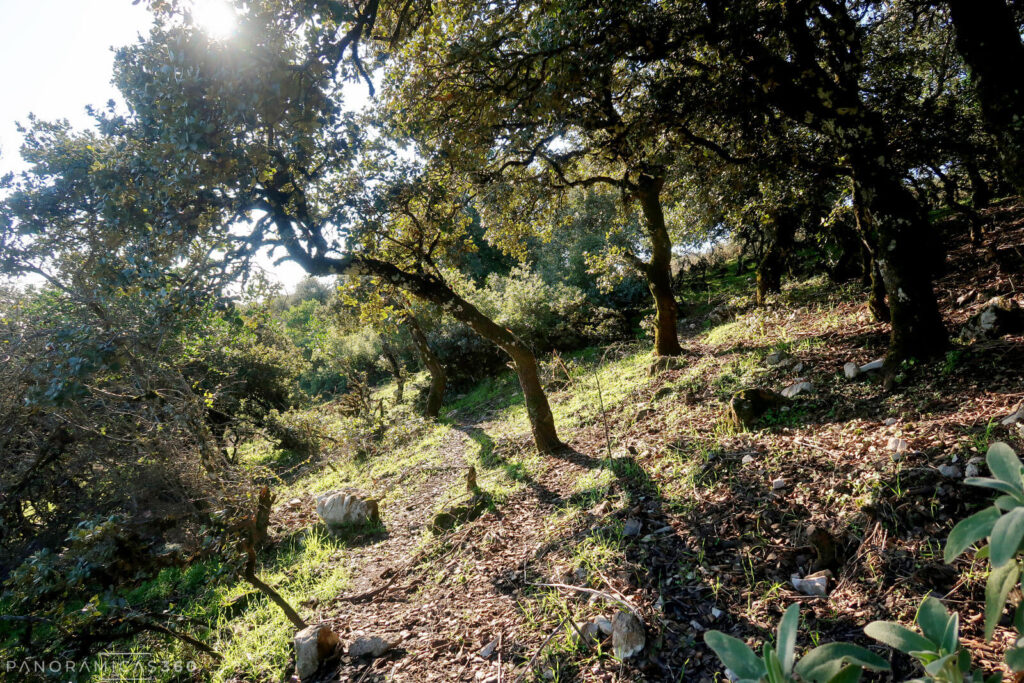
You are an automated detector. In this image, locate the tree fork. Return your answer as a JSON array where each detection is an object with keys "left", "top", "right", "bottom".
[
  {"left": 271, "top": 217, "right": 563, "bottom": 453},
  {"left": 404, "top": 310, "right": 446, "bottom": 419}
]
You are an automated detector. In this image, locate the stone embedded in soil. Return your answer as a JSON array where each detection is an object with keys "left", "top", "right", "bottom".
[
  {"left": 939, "top": 464, "right": 962, "bottom": 479},
  {"left": 887, "top": 437, "right": 909, "bottom": 453},
  {"left": 315, "top": 491, "right": 379, "bottom": 529},
  {"left": 294, "top": 624, "right": 340, "bottom": 681},
  {"left": 478, "top": 637, "right": 499, "bottom": 659},
  {"left": 766, "top": 350, "right": 791, "bottom": 366},
  {"left": 843, "top": 362, "right": 860, "bottom": 379},
  {"left": 611, "top": 611, "right": 645, "bottom": 659},
  {"left": 791, "top": 570, "right": 831, "bottom": 597},
  {"left": 589, "top": 500, "right": 612, "bottom": 516},
  {"left": 771, "top": 478, "right": 787, "bottom": 490},
  {"left": 729, "top": 388, "right": 789, "bottom": 429},
  {"left": 859, "top": 358, "right": 884, "bottom": 373},
  {"left": 960, "top": 296, "right": 1024, "bottom": 341},
  {"left": 595, "top": 617, "right": 613, "bottom": 636},
  {"left": 965, "top": 457, "right": 985, "bottom": 478},
  {"left": 1002, "top": 403, "right": 1024, "bottom": 426},
  {"left": 347, "top": 635, "right": 390, "bottom": 659},
  {"left": 781, "top": 381, "right": 813, "bottom": 398},
  {"left": 623, "top": 517, "right": 642, "bottom": 537},
  {"left": 741, "top": 454, "right": 755, "bottom": 465}
]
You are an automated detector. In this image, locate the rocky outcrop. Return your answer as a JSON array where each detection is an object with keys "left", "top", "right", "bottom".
[
  {"left": 315, "top": 491, "right": 380, "bottom": 529},
  {"left": 729, "top": 388, "right": 789, "bottom": 429},
  {"left": 960, "top": 297, "right": 1024, "bottom": 341},
  {"left": 294, "top": 624, "right": 340, "bottom": 680}
]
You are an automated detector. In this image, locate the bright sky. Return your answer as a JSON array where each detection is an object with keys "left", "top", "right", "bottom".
[{"left": 0, "top": 0, "right": 320, "bottom": 292}]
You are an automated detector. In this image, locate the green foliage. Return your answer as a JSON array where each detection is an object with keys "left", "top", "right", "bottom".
[
  {"left": 705, "top": 604, "right": 889, "bottom": 683},
  {"left": 865, "top": 597, "right": 997, "bottom": 683}
]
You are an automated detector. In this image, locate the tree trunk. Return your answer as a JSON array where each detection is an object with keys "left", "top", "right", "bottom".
[
  {"left": 381, "top": 342, "right": 404, "bottom": 405},
  {"left": 755, "top": 209, "right": 796, "bottom": 306},
  {"left": 948, "top": 0, "right": 1024, "bottom": 193},
  {"left": 271, "top": 214, "right": 564, "bottom": 454},
  {"left": 405, "top": 312, "right": 446, "bottom": 419},
  {"left": 851, "top": 157, "right": 947, "bottom": 360},
  {"left": 634, "top": 174, "right": 683, "bottom": 357}
]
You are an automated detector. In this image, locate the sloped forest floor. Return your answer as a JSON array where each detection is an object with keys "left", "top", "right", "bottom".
[{"left": 114, "top": 201, "right": 1024, "bottom": 682}]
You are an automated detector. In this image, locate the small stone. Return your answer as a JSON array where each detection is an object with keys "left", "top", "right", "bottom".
[
  {"left": 1002, "top": 403, "right": 1024, "bottom": 426},
  {"left": 623, "top": 518, "right": 642, "bottom": 537},
  {"left": 843, "top": 362, "right": 860, "bottom": 379},
  {"left": 766, "top": 350, "right": 791, "bottom": 366},
  {"left": 711, "top": 607, "right": 723, "bottom": 619},
  {"left": 316, "top": 491, "right": 380, "bottom": 529},
  {"left": 781, "top": 381, "right": 813, "bottom": 398},
  {"left": 772, "top": 478, "right": 786, "bottom": 490},
  {"left": 572, "top": 622, "right": 602, "bottom": 645},
  {"left": 887, "top": 437, "right": 909, "bottom": 453},
  {"left": 729, "top": 388, "right": 789, "bottom": 429},
  {"left": 654, "top": 385, "right": 675, "bottom": 400},
  {"left": 287, "top": 498, "right": 303, "bottom": 508},
  {"left": 348, "top": 636, "right": 390, "bottom": 659},
  {"left": 883, "top": 418, "right": 898, "bottom": 426},
  {"left": 741, "top": 454, "right": 755, "bottom": 465},
  {"left": 961, "top": 297, "right": 1024, "bottom": 341},
  {"left": 938, "top": 465, "right": 962, "bottom": 479},
  {"left": 611, "top": 611, "right": 645, "bottom": 659},
  {"left": 791, "top": 570, "right": 831, "bottom": 597},
  {"left": 859, "top": 358, "right": 885, "bottom": 373},
  {"left": 635, "top": 404, "right": 655, "bottom": 420},
  {"left": 294, "top": 625, "right": 340, "bottom": 680},
  {"left": 478, "top": 638, "right": 499, "bottom": 659},
  {"left": 965, "top": 457, "right": 985, "bottom": 478},
  {"left": 589, "top": 500, "right": 612, "bottom": 516},
  {"left": 595, "top": 617, "right": 613, "bottom": 636}
]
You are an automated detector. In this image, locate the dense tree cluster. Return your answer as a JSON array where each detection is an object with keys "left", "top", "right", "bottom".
[{"left": 1, "top": 0, "right": 1021, "bottom": 666}]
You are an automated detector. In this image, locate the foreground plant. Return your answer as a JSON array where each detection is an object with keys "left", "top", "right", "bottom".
[
  {"left": 944, "top": 441, "right": 1024, "bottom": 670},
  {"left": 705, "top": 604, "right": 889, "bottom": 682},
  {"left": 865, "top": 596, "right": 998, "bottom": 683}
]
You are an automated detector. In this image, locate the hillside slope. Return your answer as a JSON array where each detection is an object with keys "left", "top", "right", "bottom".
[{"left": 113, "top": 201, "right": 1024, "bottom": 682}]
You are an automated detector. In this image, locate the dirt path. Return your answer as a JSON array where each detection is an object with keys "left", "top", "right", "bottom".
[{"left": 307, "top": 415, "right": 657, "bottom": 683}]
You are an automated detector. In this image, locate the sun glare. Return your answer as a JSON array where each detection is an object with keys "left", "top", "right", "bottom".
[{"left": 192, "top": 1, "right": 237, "bottom": 39}]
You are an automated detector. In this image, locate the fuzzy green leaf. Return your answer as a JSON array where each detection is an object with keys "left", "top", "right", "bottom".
[
  {"left": 705, "top": 631, "right": 766, "bottom": 681},
  {"left": 796, "top": 642, "right": 890, "bottom": 682},
  {"left": 985, "top": 561, "right": 1020, "bottom": 640},
  {"left": 777, "top": 604, "right": 800, "bottom": 675},
  {"left": 990, "top": 506, "right": 1024, "bottom": 568},
  {"left": 864, "top": 621, "right": 935, "bottom": 654},
  {"left": 945, "top": 506, "right": 1001, "bottom": 563}
]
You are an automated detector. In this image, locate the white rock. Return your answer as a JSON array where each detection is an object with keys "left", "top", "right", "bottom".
[
  {"left": 711, "top": 607, "right": 724, "bottom": 620},
  {"left": 860, "top": 359, "right": 885, "bottom": 373},
  {"left": 938, "top": 465, "right": 962, "bottom": 479},
  {"left": 791, "top": 570, "right": 831, "bottom": 597},
  {"left": 611, "top": 611, "right": 645, "bottom": 659},
  {"left": 883, "top": 418, "right": 898, "bottom": 426},
  {"left": 843, "top": 362, "right": 860, "bottom": 379},
  {"left": 623, "top": 518, "right": 642, "bottom": 537},
  {"left": 781, "top": 381, "right": 813, "bottom": 398},
  {"left": 478, "top": 638, "right": 499, "bottom": 658},
  {"left": 965, "top": 457, "right": 985, "bottom": 478},
  {"left": 348, "top": 636, "right": 390, "bottom": 658},
  {"left": 294, "top": 625, "right": 340, "bottom": 681},
  {"left": 595, "top": 617, "right": 614, "bottom": 636},
  {"left": 741, "top": 454, "right": 755, "bottom": 465},
  {"left": 791, "top": 362, "right": 805, "bottom": 373},
  {"left": 1002, "top": 404, "right": 1024, "bottom": 426},
  {"left": 315, "top": 491, "right": 379, "bottom": 529},
  {"left": 887, "top": 437, "right": 909, "bottom": 453}
]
